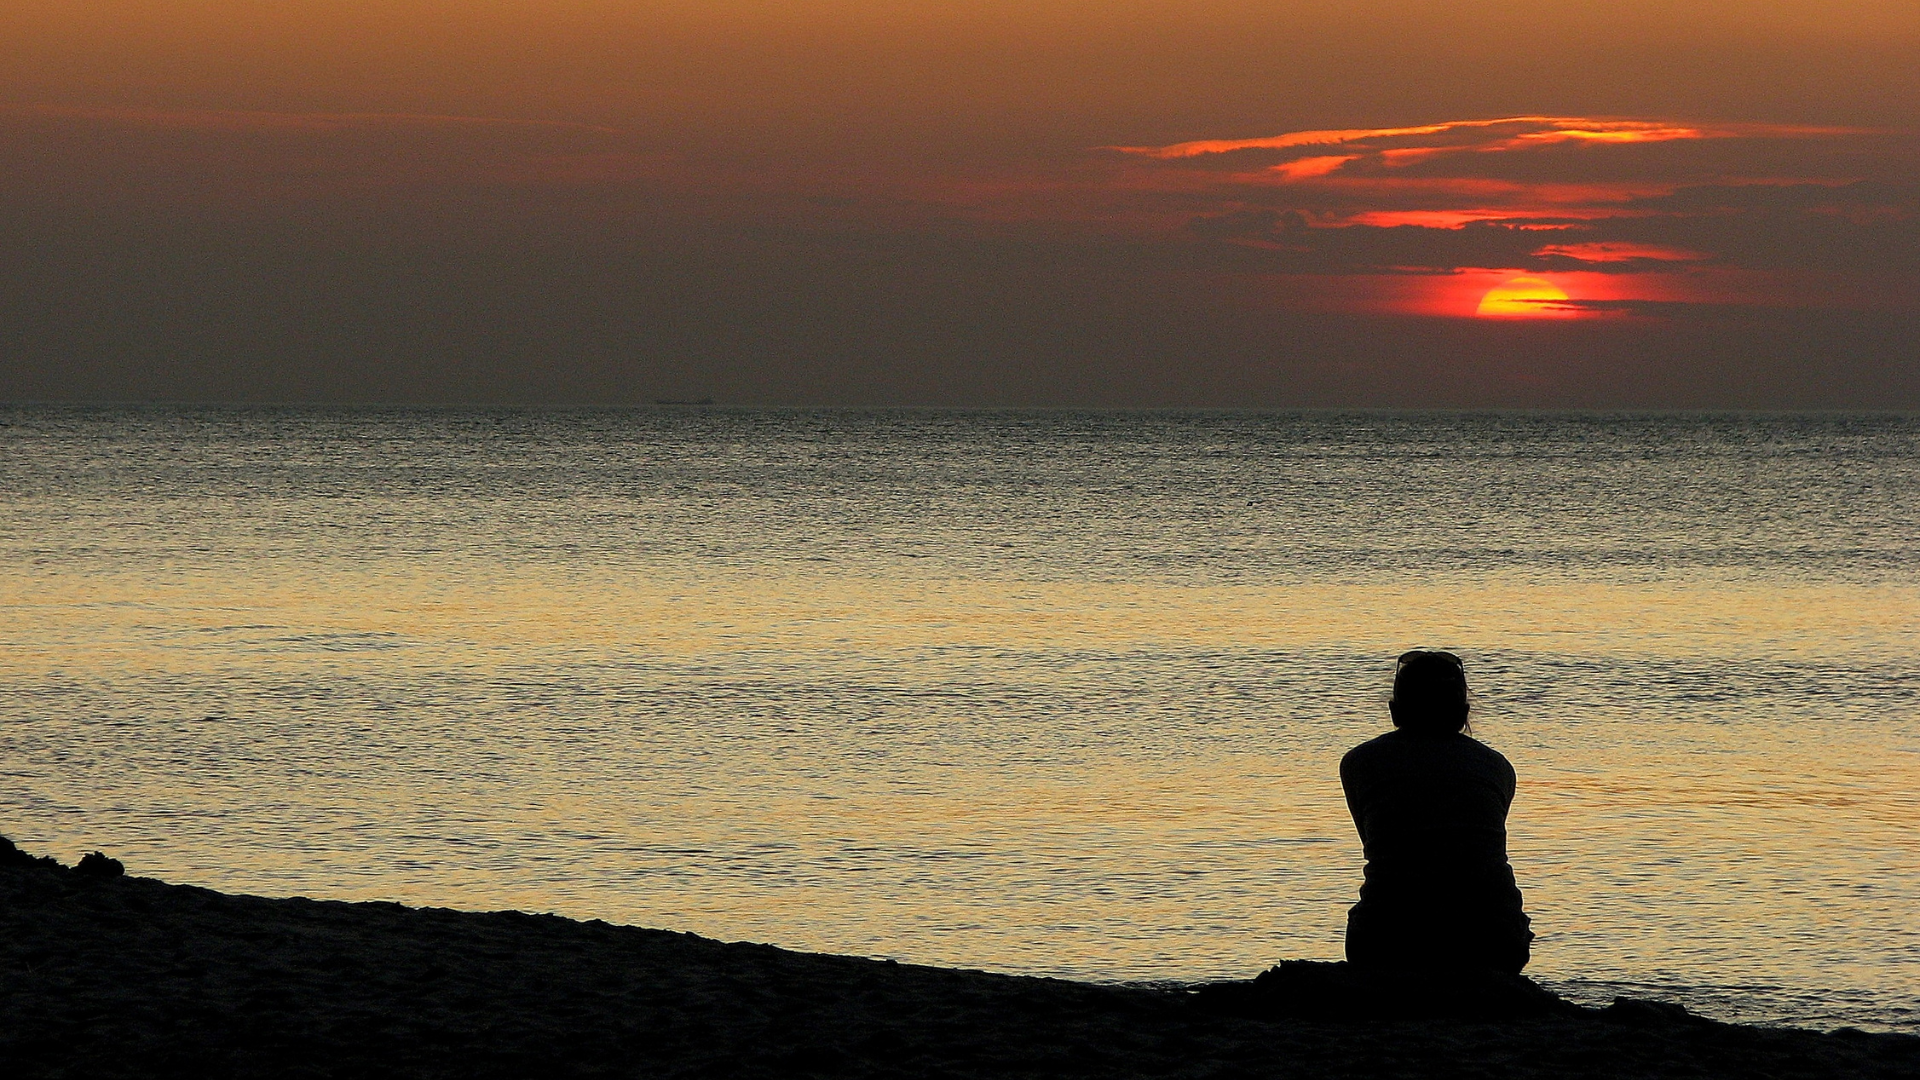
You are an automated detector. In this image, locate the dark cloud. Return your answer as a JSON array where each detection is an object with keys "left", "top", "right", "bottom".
[
  {"left": 1185, "top": 208, "right": 1308, "bottom": 240},
  {"left": 1538, "top": 299, "right": 1752, "bottom": 317},
  {"left": 1601, "top": 184, "right": 1920, "bottom": 277},
  {"left": 1625, "top": 179, "right": 1917, "bottom": 213},
  {"left": 1179, "top": 217, "right": 1718, "bottom": 276}
]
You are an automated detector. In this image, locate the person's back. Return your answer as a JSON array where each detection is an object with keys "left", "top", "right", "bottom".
[{"left": 1339, "top": 652, "right": 1532, "bottom": 973}]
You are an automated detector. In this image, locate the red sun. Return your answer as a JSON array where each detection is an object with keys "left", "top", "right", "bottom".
[{"left": 1475, "top": 276, "right": 1571, "bottom": 317}]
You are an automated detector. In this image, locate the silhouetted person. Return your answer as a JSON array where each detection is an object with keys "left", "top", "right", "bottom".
[{"left": 1340, "top": 651, "right": 1533, "bottom": 973}]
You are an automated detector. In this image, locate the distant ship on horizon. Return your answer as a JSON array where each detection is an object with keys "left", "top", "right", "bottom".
[{"left": 654, "top": 398, "right": 716, "bottom": 406}]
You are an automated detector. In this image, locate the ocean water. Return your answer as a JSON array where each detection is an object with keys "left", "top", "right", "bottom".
[{"left": 2, "top": 406, "right": 1915, "bottom": 1033}]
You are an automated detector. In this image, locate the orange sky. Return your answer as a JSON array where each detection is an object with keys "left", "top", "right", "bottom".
[{"left": 2, "top": 2, "right": 1917, "bottom": 405}]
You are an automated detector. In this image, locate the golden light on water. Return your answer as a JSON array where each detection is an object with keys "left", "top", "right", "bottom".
[{"left": 6, "top": 408, "right": 1919, "bottom": 1027}]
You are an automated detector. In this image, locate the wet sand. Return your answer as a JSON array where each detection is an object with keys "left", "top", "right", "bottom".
[{"left": 3, "top": 844, "right": 1913, "bottom": 1079}]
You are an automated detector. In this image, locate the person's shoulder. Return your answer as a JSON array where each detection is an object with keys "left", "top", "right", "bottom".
[
  {"left": 1340, "top": 730, "right": 1401, "bottom": 770},
  {"left": 1457, "top": 734, "right": 1517, "bottom": 776},
  {"left": 1345, "top": 730, "right": 1402, "bottom": 754}
]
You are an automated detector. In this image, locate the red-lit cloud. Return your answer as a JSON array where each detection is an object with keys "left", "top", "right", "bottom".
[
  {"left": 1531, "top": 241, "right": 1708, "bottom": 264},
  {"left": 1104, "top": 116, "right": 1910, "bottom": 317},
  {"left": 1111, "top": 116, "right": 1759, "bottom": 160}
]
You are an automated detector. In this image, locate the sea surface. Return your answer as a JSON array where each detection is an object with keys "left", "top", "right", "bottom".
[{"left": 2, "top": 407, "right": 1915, "bottom": 1032}]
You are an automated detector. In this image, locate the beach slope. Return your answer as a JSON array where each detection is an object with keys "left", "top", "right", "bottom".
[{"left": 3, "top": 845, "right": 1912, "bottom": 1079}]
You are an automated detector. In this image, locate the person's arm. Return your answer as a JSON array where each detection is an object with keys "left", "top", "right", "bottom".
[{"left": 1339, "top": 748, "right": 1370, "bottom": 845}]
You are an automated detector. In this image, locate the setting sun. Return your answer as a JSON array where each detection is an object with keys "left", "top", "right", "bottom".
[{"left": 1476, "top": 276, "right": 1571, "bottom": 317}]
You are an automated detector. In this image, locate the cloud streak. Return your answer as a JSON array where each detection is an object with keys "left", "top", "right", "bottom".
[
  {"left": 1109, "top": 115, "right": 1914, "bottom": 315},
  {"left": 1111, "top": 116, "right": 1764, "bottom": 160}
]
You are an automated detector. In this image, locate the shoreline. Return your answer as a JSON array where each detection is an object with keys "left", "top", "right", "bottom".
[{"left": 4, "top": 843, "right": 1915, "bottom": 1079}]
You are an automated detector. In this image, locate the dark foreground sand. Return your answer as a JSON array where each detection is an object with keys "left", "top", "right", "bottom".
[{"left": 3, "top": 843, "right": 1914, "bottom": 1079}]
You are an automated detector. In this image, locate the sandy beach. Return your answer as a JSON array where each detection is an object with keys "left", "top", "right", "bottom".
[{"left": 3, "top": 842, "right": 1913, "bottom": 1079}]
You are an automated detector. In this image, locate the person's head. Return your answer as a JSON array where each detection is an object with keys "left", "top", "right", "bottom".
[{"left": 1389, "top": 650, "right": 1471, "bottom": 734}]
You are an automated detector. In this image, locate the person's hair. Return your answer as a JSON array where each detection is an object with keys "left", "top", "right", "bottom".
[{"left": 1390, "top": 650, "right": 1471, "bottom": 734}]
